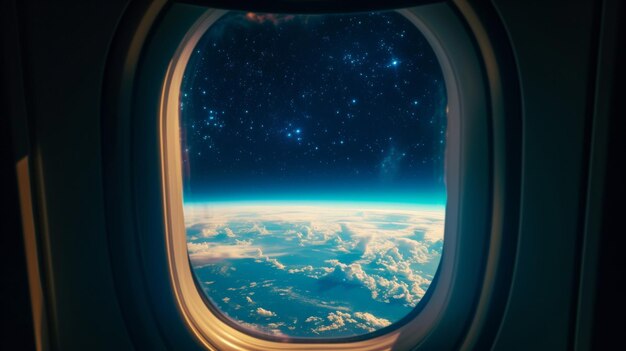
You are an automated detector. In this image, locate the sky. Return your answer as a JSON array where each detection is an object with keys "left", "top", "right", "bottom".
[{"left": 179, "top": 11, "right": 447, "bottom": 204}]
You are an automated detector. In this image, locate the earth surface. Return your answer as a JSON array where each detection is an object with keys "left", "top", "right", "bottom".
[{"left": 185, "top": 202, "right": 444, "bottom": 338}]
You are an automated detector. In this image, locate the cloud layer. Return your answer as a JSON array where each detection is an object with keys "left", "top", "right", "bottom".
[{"left": 185, "top": 202, "right": 444, "bottom": 337}]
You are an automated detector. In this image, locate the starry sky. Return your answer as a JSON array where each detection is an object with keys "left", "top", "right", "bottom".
[{"left": 180, "top": 10, "right": 447, "bottom": 204}]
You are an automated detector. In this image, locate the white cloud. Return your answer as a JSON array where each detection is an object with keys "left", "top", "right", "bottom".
[
  {"left": 375, "top": 276, "right": 418, "bottom": 305},
  {"left": 244, "top": 223, "right": 269, "bottom": 235},
  {"left": 188, "top": 241, "right": 288, "bottom": 269},
  {"left": 202, "top": 227, "right": 219, "bottom": 237},
  {"left": 256, "top": 248, "right": 286, "bottom": 270},
  {"left": 311, "top": 311, "right": 391, "bottom": 334},
  {"left": 267, "top": 257, "right": 285, "bottom": 270},
  {"left": 353, "top": 312, "right": 391, "bottom": 328},
  {"left": 313, "top": 311, "right": 355, "bottom": 333},
  {"left": 256, "top": 307, "right": 276, "bottom": 317},
  {"left": 184, "top": 203, "right": 444, "bottom": 245},
  {"left": 322, "top": 261, "right": 378, "bottom": 299},
  {"left": 235, "top": 239, "right": 253, "bottom": 246},
  {"left": 288, "top": 265, "right": 314, "bottom": 274},
  {"left": 322, "top": 259, "right": 429, "bottom": 306},
  {"left": 246, "top": 296, "right": 255, "bottom": 304},
  {"left": 305, "top": 316, "right": 323, "bottom": 323},
  {"left": 187, "top": 243, "right": 262, "bottom": 267},
  {"left": 224, "top": 228, "right": 236, "bottom": 237}
]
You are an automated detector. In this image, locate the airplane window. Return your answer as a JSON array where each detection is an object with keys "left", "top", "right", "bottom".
[{"left": 179, "top": 10, "right": 447, "bottom": 339}]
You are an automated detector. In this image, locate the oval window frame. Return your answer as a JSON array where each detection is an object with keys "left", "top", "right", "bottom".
[
  {"left": 101, "top": 0, "right": 520, "bottom": 349},
  {"left": 160, "top": 4, "right": 485, "bottom": 350}
]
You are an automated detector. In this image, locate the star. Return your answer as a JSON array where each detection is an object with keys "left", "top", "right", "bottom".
[{"left": 180, "top": 10, "right": 447, "bottom": 199}]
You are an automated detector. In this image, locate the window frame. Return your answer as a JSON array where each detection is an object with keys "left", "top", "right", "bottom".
[
  {"left": 101, "top": 0, "right": 521, "bottom": 350},
  {"left": 163, "top": 7, "right": 456, "bottom": 347}
]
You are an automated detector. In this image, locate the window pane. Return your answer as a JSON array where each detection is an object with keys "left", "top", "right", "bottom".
[{"left": 180, "top": 10, "right": 447, "bottom": 338}]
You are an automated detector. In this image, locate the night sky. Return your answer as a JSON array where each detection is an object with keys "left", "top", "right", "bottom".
[{"left": 180, "top": 11, "right": 447, "bottom": 203}]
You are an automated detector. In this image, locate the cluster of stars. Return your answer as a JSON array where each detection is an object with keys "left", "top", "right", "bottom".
[{"left": 180, "top": 11, "right": 447, "bottom": 196}]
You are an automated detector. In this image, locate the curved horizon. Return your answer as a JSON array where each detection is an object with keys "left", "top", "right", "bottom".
[{"left": 182, "top": 194, "right": 447, "bottom": 207}]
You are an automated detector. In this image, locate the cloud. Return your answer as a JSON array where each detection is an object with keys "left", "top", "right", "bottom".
[
  {"left": 188, "top": 205, "right": 443, "bottom": 256},
  {"left": 185, "top": 203, "right": 444, "bottom": 308},
  {"left": 246, "top": 296, "right": 255, "bottom": 304},
  {"left": 256, "top": 248, "right": 286, "bottom": 270},
  {"left": 395, "top": 237, "right": 431, "bottom": 263},
  {"left": 288, "top": 265, "right": 314, "bottom": 274},
  {"left": 224, "top": 228, "right": 235, "bottom": 237},
  {"left": 267, "top": 258, "right": 286, "bottom": 270},
  {"left": 188, "top": 240, "right": 288, "bottom": 269},
  {"left": 310, "top": 311, "right": 392, "bottom": 334},
  {"left": 354, "top": 312, "right": 391, "bottom": 328},
  {"left": 321, "top": 259, "right": 429, "bottom": 306},
  {"left": 235, "top": 239, "right": 253, "bottom": 246},
  {"left": 256, "top": 307, "right": 276, "bottom": 317},
  {"left": 187, "top": 243, "right": 262, "bottom": 267},
  {"left": 203, "top": 229, "right": 219, "bottom": 238},
  {"left": 375, "top": 276, "right": 420, "bottom": 305},
  {"left": 321, "top": 262, "right": 378, "bottom": 297},
  {"left": 243, "top": 223, "right": 269, "bottom": 235},
  {"left": 312, "top": 311, "right": 355, "bottom": 333},
  {"left": 305, "top": 316, "right": 323, "bottom": 323}
]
